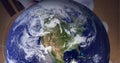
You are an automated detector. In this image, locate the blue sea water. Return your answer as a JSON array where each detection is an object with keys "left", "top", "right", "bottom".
[{"left": 6, "top": 0, "right": 110, "bottom": 63}]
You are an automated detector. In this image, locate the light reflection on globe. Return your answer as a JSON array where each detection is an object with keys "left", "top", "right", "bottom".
[{"left": 6, "top": 0, "right": 110, "bottom": 63}]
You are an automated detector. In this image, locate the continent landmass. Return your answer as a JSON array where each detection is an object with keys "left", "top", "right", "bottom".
[{"left": 41, "top": 16, "right": 84, "bottom": 63}]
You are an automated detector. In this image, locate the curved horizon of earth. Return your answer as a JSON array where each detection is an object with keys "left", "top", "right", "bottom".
[
  {"left": 6, "top": 0, "right": 110, "bottom": 63},
  {"left": 72, "top": 0, "right": 94, "bottom": 10}
]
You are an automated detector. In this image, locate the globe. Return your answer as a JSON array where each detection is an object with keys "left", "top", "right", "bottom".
[{"left": 6, "top": 0, "right": 110, "bottom": 63}]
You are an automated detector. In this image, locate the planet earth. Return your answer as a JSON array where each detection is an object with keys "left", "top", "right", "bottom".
[{"left": 6, "top": 0, "right": 110, "bottom": 63}]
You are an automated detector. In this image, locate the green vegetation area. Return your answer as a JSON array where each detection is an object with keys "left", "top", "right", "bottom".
[
  {"left": 41, "top": 17, "right": 85, "bottom": 63},
  {"left": 44, "top": 17, "right": 51, "bottom": 24}
]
